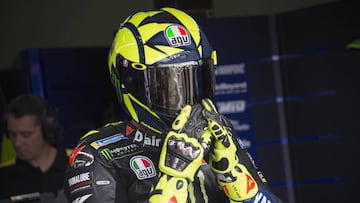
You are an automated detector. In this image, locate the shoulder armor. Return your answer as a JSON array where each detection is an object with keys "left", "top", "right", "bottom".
[{"left": 69, "top": 121, "right": 137, "bottom": 168}]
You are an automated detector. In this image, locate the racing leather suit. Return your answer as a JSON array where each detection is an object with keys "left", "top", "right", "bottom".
[{"left": 64, "top": 119, "right": 282, "bottom": 203}]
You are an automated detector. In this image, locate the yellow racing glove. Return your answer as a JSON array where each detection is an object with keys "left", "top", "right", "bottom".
[
  {"left": 201, "top": 98, "right": 259, "bottom": 202},
  {"left": 149, "top": 104, "right": 211, "bottom": 203}
]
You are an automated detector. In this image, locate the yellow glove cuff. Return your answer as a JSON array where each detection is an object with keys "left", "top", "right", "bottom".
[
  {"left": 218, "top": 164, "right": 259, "bottom": 201},
  {"left": 149, "top": 174, "right": 188, "bottom": 203}
]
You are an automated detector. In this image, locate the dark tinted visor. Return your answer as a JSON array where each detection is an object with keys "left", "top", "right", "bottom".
[{"left": 145, "top": 57, "right": 215, "bottom": 116}]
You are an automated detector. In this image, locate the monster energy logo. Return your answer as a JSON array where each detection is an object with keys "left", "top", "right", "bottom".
[
  {"left": 100, "top": 148, "right": 113, "bottom": 160},
  {"left": 100, "top": 144, "right": 138, "bottom": 160}
]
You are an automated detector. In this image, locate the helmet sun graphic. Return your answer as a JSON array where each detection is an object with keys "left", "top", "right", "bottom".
[{"left": 108, "top": 7, "right": 217, "bottom": 134}]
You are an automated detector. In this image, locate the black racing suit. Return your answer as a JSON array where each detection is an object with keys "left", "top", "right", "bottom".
[{"left": 64, "top": 120, "right": 280, "bottom": 203}]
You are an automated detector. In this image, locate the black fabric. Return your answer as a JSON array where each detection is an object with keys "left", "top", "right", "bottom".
[
  {"left": 64, "top": 120, "right": 228, "bottom": 203},
  {"left": 63, "top": 119, "right": 281, "bottom": 203},
  {"left": 0, "top": 148, "right": 68, "bottom": 199}
]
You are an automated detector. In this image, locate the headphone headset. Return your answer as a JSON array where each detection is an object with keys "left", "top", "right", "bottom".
[
  {"left": 4, "top": 94, "right": 63, "bottom": 146},
  {"left": 39, "top": 98, "right": 63, "bottom": 145}
]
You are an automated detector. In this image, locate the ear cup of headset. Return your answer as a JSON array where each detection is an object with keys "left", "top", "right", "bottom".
[{"left": 42, "top": 104, "right": 63, "bottom": 145}]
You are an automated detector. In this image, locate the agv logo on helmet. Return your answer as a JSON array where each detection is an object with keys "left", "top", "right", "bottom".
[{"left": 165, "top": 24, "right": 191, "bottom": 47}]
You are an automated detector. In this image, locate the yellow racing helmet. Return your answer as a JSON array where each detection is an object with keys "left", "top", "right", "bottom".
[{"left": 108, "top": 7, "right": 217, "bottom": 134}]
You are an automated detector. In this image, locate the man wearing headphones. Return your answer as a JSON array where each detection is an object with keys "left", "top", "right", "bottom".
[{"left": 0, "top": 94, "right": 68, "bottom": 201}]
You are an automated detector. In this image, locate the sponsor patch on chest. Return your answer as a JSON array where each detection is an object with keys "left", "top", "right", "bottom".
[
  {"left": 67, "top": 171, "right": 92, "bottom": 194},
  {"left": 90, "top": 133, "right": 127, "bottom": 149},
  {"left": 100, "top": 144, "right": 138, "bottom": 160},
  {"left": 129, "top": 155, "right": 157, "bottom": 180},
  {"left": 132, "top": 130, "right": 161, "bottom": 147}
]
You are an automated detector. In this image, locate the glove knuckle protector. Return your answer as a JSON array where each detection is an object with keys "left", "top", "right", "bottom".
[
  {"left": 159, "top": 104, "right": 208, "bottom": 181},
  {"left": 159, "top": 132, "right": 203, "bottom": 181}
]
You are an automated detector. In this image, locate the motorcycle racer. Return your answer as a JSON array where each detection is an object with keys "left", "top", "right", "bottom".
[{"left": 64, "top": 7, "right": 283, "bottom": 203}]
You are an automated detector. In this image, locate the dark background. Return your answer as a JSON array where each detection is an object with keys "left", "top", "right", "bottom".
[{"left": 1, "top": 1, "right": 359, "bottom": 202}]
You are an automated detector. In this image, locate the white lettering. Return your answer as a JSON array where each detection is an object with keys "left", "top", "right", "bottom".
[
  {"left": 215, "top": 63, "right": 246, "bottom": 76},
  {"left": 133, "top": 130, "right": 143, "bottom": 142},
  {"left": 133, "top": 130, "right": 161, "bottom": 147},
  {"left": 72, "top": 194, "right": 92, "bottom": 203},
  {"left": 215, "top": 82, "right": 247, "bottom": 95},
  {"left": 111, "top": 144, "right": 137, "bottom": 154},
  {"left": 229, "top": 119, "right": 250, "bottom": 132},
  {"left": 254, "top": 192, "right": 263, "bottom": 203},
  {"left": 217, "top": 100, "right": 246, "bottom": 114},
  {"left": 237, "top": 138, "right": 251, "bottom": 149},
  {"left": 254, "top": 192, "right": 271, "bottom": 203},
  {"left": 68, "top": 172, "right": 90, "bottom": 187}
]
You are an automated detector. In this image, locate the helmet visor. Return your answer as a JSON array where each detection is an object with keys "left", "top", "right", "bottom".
[{"left": 145, "top": 57, "right": 215, "bottom": 116}]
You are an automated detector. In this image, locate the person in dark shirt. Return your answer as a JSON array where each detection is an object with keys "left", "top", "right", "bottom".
[{"left": 0, "top": 94, "right": 68, "bottom": 201}]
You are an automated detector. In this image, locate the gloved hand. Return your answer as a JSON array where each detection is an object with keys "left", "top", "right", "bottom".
[
  {"left": 174, "top": 103, "right": 213, "bottom": 160},
  {"left": 201, "top": 98, "right": 238, "bottom": 173},
  {"left": 201, "top": 98, "right": 259, "bottom": 202},
  {"left": 150, "top": 104, "right": 210, "bottom": 203},
  {"left": 158, "top": 104, "right": 210, "bottom": 181}
]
